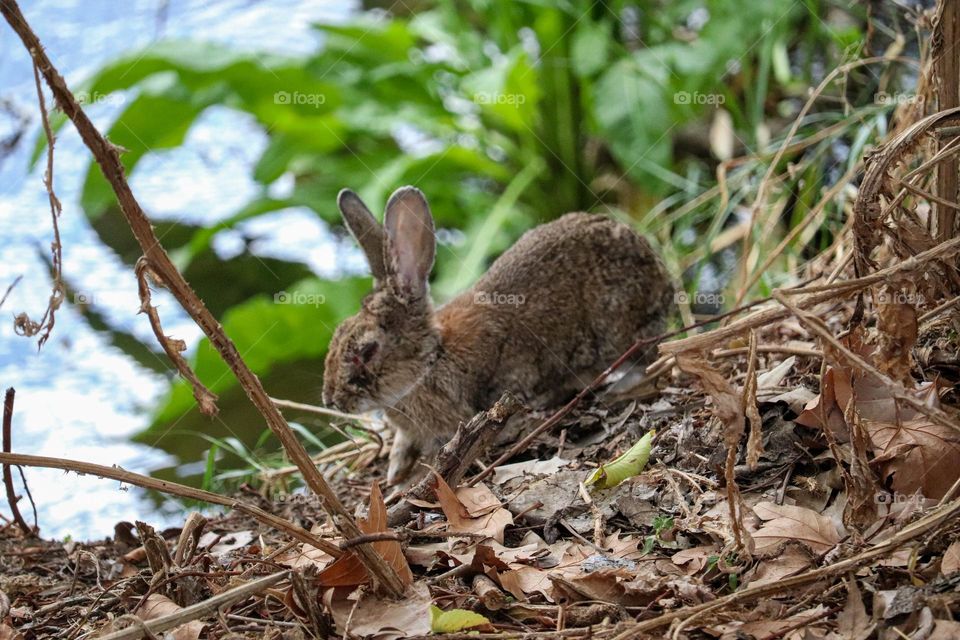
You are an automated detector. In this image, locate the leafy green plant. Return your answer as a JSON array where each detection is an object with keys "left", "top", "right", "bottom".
[
  {"left": 40, "top": 0, "right": 890, "bottom": 478},
  {"left": 641, "top": 514, "right": 675, "bottom": 554}
]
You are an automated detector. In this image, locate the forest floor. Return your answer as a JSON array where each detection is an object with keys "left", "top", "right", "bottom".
[{"left": 4, "top": 273, "right": 960, "bottom": 639}]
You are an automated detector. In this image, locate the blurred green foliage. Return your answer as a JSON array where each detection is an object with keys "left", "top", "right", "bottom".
[{"left": 37, "top": 0, "right": 910, "bottom": 482}]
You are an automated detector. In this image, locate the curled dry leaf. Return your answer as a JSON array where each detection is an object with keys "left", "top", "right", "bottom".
[
  {"left": 434, "top": 474, "right": 513, "bottom": 543},
  {"left": 752, "top": 501, "right": 840, "bottom": 554},
  {"left": 318, "top": 482, "right": 413, "bottom": 588}
]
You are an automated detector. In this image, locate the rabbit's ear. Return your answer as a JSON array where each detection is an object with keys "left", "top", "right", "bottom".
[
  {"left": 383, "top": 186, "right": 436, "bottom": 299},
  {"left": 338, "top": 189, "right": 386, "bottom": 282}
]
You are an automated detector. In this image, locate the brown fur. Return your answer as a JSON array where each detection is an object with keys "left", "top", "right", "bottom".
[{"left": 323, "top": 188, "right": 674, "bottom": 483}]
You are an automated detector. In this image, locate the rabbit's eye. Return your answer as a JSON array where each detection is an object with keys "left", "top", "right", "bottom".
[{"left": 358, "top": 341, "right": 379, "bottom": 363}]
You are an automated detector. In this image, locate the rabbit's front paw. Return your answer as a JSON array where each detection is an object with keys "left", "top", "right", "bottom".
[{"left": 387, "top": 429, "right": 421, "bottom": 486}]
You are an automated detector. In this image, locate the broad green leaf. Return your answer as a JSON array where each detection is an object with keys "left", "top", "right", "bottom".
[{"left": 585, "top": 430, "right": 656, "bottom": 490}]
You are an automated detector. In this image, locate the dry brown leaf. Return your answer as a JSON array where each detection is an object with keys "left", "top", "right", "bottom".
[
  {"left": 318, "top": 482, "right": 414, "bottom": 588},
  {"left": 434, "top": 474, "right": 513, "bottom": 543},
  {"left": 137, "top": 594, "right": 205, "bottom": 640},
  {"left": 743, "top": 545, "right": 811, "bottom": 587},
  {"left": 500, "top": 566, "right": 550, "bottom": 601},
  {"left": 796, "top": 330, "right": 958, "bottom": 500},
  {"left": 836, "top": 579, "right": 874, "bottom": 640},
  {"left": 327, "top": 581, "right": 431, "bottom": 639},
  {"left": 551, "top": 568, "right": 654, "bottom": 607},
  {"left": 456, "top": 485, "right": 503, "bottom": 517},
  {"left": 930, "top": 619, "right": 960, "bottom": 639},
  {"left": 942, "top": 540, "right": 960, "bottom": 575},
  {"left": 404, "top": 542, "right": 450, "bottom": 569},
  {"left": 752, "top": 502, "right": 840, "bottom": 554},
  {"left": 279, "top": 543, "right": 335, "bottom": 570},
  {"left": 875, "top": 284, "right": 918, "bottom": 384},
  {"left": 670, "top": 545, "right": 717, "bottom": 574},
  {"left": 867, "top": 415, "right": 960, "bottom": 500},
  {"left": 796, "top": 367, "right": 850, "bottom": 442}
]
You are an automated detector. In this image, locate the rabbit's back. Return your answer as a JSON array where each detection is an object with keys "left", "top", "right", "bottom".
[{"left": 436, "top": 212, "right": 673, "bottom": 411}]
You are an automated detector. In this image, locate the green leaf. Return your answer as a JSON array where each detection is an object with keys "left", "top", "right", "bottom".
[
  {"left": 463, "top": 49, "right": 541, "bottom": 133},
  {"left": 585, "top": 430, "right": 655, "bottom": 490},
  {"left": 571, "top": 19, "right": 610, "bottom": 78},
  {"left": 429, "top": 605, "right": 490, "bottom": 634}
]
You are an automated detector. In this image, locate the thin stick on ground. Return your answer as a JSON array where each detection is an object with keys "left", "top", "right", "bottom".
[
  {"left": 0, "top": 0, "right": 404, "bottom": 597},
  {"left": 0, "top": 451, "right": 343, "bottom": 557},
  {"left": 2, "top": 389, "right": 32, "bottom": 536}
]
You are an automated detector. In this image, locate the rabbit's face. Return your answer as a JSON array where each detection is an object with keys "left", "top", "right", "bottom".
[
  {"left": 323, "top": 186, "right": 438, "bottom": 413},
  {"left": 323, "top": 290, "right": 440, "bottom": 413}
]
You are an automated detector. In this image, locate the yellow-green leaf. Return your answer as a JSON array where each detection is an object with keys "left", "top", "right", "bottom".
[
  {"left": 429, "top": 605, "right": 490, "bottom": 633},
  {"left": 585, "top": 430, "right": 656, "bottom": 490}
]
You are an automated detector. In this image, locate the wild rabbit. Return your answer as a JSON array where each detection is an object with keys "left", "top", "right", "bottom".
[{"left": 323, "top": 186, "right": 674, "bottom": 484}]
